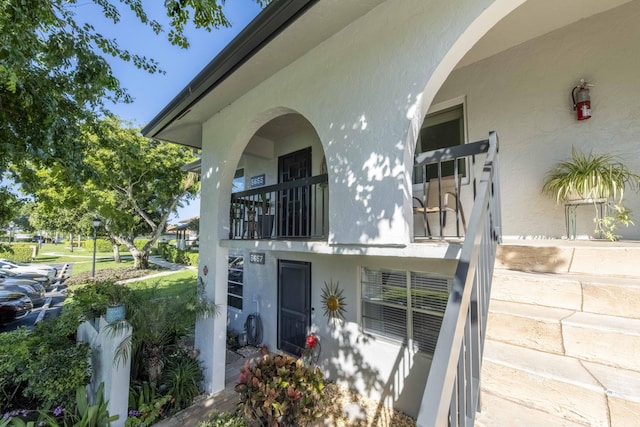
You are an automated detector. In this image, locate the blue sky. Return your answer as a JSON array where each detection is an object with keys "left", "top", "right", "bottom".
[{"left": 77, "top": 1, "right": 264, "bottom": 221}]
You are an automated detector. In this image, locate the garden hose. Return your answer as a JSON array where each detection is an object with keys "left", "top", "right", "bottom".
[{"left": 245, "top": 313, "right": 263, "bottom": 346}]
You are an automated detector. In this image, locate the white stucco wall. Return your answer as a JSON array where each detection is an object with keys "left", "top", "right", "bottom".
[
  {"left": 196, "top": 0, "right": 637, "bottom": 413},
  {"left": 224, "top": 250, "right": 457, "bottom": 417},
  {"left": 435, "top": 0, "right": 640, "bottom": 239},
  {"left": 199, "top": 0, "right": 501, "bottom": 247}
]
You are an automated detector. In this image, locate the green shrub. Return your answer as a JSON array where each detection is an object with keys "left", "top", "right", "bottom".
[
  {"left": 126, "top": 381, "right": 173, "bottom": 427},
  {"left": 185, "top": 251, "right": 199, "bottom": 266},
  {"left": 134, "top": 239, "right": 151, "bottom": 251},
  {"left": 81, "top": 238, "right": 113, "bottom": 252},
  {"left": 198, "top": 411, "right": 246, "bottom": 427},
  {"left": 3, "top": 383, "right": 118, "bottom": 427},
  {"left": 161, "top": 352, "right": 204, "bottom": 412},
  {"left": 0, "top": 312, "right": 90, "bottom": 412},
  {"left": 0, "top": 243, "right": 35, "bottom": 262},
  {"left": 69, "top": 280, "right": 132, "bottom": 320},
  {"left": 81, "top": 238, "right": 151, "bottom": 252},
  {"left": 155, "top": 243, "right": 198, "bottom": 266},
  {"left": 235, "top": 354, "right": 325, "bottom": 426}
]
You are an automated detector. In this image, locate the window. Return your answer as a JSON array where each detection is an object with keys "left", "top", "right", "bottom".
[
  {"left": 413, "top": 104, "right": 465, "bottom": 185},
  {"left": 228, "top": 256, "right": 244, "bottom": 309},
  {"left": 232, "top": 169, "right": 245, "bottom": 193},
  {"left": 361, "top": 268, "right": 450, "bottom": 354}
]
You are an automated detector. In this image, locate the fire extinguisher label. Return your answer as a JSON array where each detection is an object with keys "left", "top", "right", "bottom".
[{"left": 581, "top": 104, "right": 591, "bottom": 119}]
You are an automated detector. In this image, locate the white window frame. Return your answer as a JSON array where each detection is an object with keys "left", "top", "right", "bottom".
[
  {"left": 360, "top": 267, "right": 451, "bottom": 354},
  {"left": 228, "top": 255, "right": 244, "bottom": 310},
  {"left": 412, "top": 95, "right": 469, "bottom": 193}
]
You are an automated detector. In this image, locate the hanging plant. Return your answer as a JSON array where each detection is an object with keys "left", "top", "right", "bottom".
[{"left": 321, "top": 279, "right": 347, "bottom": 323}]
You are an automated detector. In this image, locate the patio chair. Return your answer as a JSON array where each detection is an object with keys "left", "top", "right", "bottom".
[{"left": 413, "top": 177, "right": 466, "bottom": 238}]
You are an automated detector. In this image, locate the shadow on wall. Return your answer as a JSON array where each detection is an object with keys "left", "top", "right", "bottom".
[{"left": 324, "top": 327, "right": 426, "bottom": 423}]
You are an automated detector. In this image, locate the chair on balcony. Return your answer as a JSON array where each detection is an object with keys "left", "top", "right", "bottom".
[
  {"left": 413, "top": 177, "right": 466, "bottom": 238},
  {"left": 243, "top": 205, "right": 259, "bottom": 239}
]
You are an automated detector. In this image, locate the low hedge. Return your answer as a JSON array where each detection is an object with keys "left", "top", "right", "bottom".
[
  {"left": 156, "top": 242, "right": 199, "bottom": 266},
  {"left": 0, "top": 243, "right": 35, "bottom": 262},
  {"left": 80, "top": 238, "right": 154, "bottom": 253}
]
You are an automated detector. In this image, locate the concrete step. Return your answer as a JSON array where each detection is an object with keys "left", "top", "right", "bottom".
[
  {"left": 476, "top": 391, "right": 589, "bottom": 427},
  {"left": 481, "top": 340, "right": 640, "bottom": 426},
  {"left": 562, "top": 311, "right": 640, "bottom": 372},
  {"left": 487, "top": 299, "right": 640, "bottom": 371},
  {"left": 496, "top": 241, "right": 640, "bottom": 277},
  {"left": 487, "top": 300, "right": 571, "bottom": 354},
  {"left": 492, "top": 269, "right": 640, "bottom": 319}
]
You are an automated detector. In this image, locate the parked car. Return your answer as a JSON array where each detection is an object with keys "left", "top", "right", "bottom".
[
  {"left": 0, "top": 290, "right": 33, "bottom": 324},
  {"left": 0, "top": 259, "right": 57, "bottom": 278},
  {"left": 0, "top": 268, "right": 52, "bottom": 289},
  {"left": 0, "top": 279, "right": 45, "bottom": 306}
]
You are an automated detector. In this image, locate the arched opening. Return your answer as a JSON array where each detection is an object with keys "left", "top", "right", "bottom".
[
  {"left": 227, "top": 112, "right": 329, "bottom": 240},
  {"left": 411, "top": 0, "right": 638, "bottom": 240}
]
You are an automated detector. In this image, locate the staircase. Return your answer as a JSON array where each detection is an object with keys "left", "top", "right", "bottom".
[{"left": 476, "top": 241, "right": 640, "bottom": 427}]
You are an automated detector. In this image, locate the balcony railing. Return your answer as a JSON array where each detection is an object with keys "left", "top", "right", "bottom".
[
  {"left": 412, "top": 138, "right": 495, "bottom": 240},
  {"left": 229, "top": 174, "right": 329, "bottom": 240},
  {"left": 416, "top": 132, "right": 501, "bottom": 426}
]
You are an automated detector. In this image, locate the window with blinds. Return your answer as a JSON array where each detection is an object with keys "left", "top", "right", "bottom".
[
  {"left": 361, "top": 268, "right": 450, "bottom": 354},
  {"left": 228, "top": 256, "right": 244, "bottom": 310}
]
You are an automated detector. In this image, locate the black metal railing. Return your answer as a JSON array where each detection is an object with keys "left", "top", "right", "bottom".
[
  {"left": 416, "top": 132, "right": 501, "bottom": 426},
  {"left": 413, "top": 139, "right": 493, "bottom": 239},
  {"left": 229, "top": 174, "right": 329, "bottom": 240}
]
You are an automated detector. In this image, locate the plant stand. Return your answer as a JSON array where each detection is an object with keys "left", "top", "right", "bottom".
[{"left": 564, "top": 199, "right": 607, "bottom": 239}]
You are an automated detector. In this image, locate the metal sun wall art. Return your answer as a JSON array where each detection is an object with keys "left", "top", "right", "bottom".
[{"left": 321, "top": 279, "right": 347, "bottom": 323}]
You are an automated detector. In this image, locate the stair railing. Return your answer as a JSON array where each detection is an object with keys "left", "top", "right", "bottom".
[{"left": 416, "top": 131, "right": 501, "bottom": 427}]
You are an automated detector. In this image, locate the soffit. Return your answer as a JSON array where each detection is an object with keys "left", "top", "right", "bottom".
[
  {"left": 457, "top": 0, "right": 633, "bottom": 68},
  {"left": 148, "top": 0, "right": 386, "bottom": 147}
]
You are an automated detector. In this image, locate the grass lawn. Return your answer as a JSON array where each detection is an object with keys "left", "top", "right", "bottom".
[
  {"left": 126, "top": 270, "right": 198, "bottom": 299},
  {"left": 35, "top": 243, "right": 130, "bottom": 264}
]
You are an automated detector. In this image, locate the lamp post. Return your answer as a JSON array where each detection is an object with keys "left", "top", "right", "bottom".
[
  {"left": 8, "top": 221, "right": 15, "bottom": 243},
  {"left": 91, "top": 217, "right": 101, "bottom": 279}
]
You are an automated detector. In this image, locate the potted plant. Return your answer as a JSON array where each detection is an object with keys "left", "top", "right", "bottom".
[
  {"left": 70, "top": 284, "right": 109, "bottom": 326},
  {"left": 542, "top": 147, "right": 640, "bottom": 239},
  {"left": 94, "top": 279, "right": 130, "bottom": 323}
]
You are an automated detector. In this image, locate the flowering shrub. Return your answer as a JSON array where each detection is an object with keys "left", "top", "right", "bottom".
[
  {"left": 301, "top": 334, "right": 320, "bottom": 367},
  {"left": 235, "top": 354, "right": 325, "bottom": 426},
  {"left": 125, "top": 394, "right": 173, "bottom": 427}
]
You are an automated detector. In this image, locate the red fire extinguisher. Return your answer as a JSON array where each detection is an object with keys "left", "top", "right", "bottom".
[{"left": 572, "top": 79, "right": 592, "bottom": 121}]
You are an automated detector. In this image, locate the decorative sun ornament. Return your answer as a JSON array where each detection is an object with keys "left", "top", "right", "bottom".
[{"left": 321, "top": 279, "right": 347, "bottom": 323}]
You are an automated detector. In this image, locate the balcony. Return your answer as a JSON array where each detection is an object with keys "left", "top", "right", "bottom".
[{"left": 229, "top": 174, "right": 329, "bottom": 240}]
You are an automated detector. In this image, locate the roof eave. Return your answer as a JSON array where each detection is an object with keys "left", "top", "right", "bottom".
[{"left": 142, "top": 0, "right": 318, "bottom": 139}]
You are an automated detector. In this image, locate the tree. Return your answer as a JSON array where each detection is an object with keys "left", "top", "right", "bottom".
[
  {"left": 0, "top": 187, "right": 22, "bottom": 226},
  {"left": 29, "top": 202, "right": 93, "bottom": 251},
  {"left": 32, "top": 117, "right": 198, "bottom": 268},
  {"left": 1, "top": 0, "right": 267, "bottom": 187}
]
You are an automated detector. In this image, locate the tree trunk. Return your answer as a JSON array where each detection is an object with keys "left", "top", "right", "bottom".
[
  {"left": 131, "top": 247, "right": 149, "bottom": 269},
  {"left": 68, "top": 233, "right": 73, "bottom": 252},
  {"left": 109, "top": 237, "right": 121, "bottom": 263}
]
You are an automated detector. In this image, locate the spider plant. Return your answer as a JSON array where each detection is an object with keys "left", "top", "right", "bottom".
[{"left": 542, "top": 148, "right": 640, "bottom": 204}]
